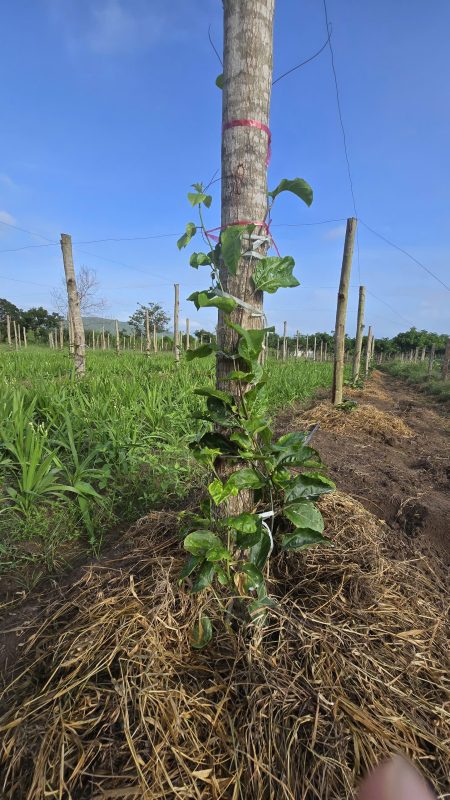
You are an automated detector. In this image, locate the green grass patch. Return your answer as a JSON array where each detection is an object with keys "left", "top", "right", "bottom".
[{"left": 380, "top": 360, "right": 450, "bottom": 403}]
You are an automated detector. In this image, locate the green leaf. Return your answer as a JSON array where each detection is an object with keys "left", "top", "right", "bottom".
[
  {"left": 216, "top": 567, "right": 229, "bottom": 586},
  {"left": 284, "top": 500, "right": 324, "bottom": 532},
  {"left": 281, "top": 529, "right": 332, "bottom": 550},
  {"left": 192, "top": 182, "right": 203, "bottom": 192},
  {"left": 179, "top": 554, "right": 203, "bottom": 581},
  {"left": 190, "top": 615, "right": 213, "bottom": 649},
  {"left": 221, "top": 227, "right": 243, "bottom": 275},
  {"left": 187, "top": 192, "right": 212, "bottom": 208},
  {"left": 249, "top": 527, "right": 272, "bottom": 570},
  {"left": 192, "top": 562, "right": 216, "bottom": 592},
  {"left": 186, "top": 343, "right": 217, "bottom": 361},
  {"left": 252, "top": 256, "right": 300, "bottom": 294},
  {"left": 216, "top": 73, "right": 224, "bottom": 89},
  {"left": 227, "top": 512, "right": 258, "bottom": 533},
  {"left": 184, "top": 531, "right": 223, "bottom": 557},
  {"left": 193, "top": 431, "right": 238, "bottom": 455},
  {"left": 268, "top": 178, "right": 313, "bottom": 206},
  {"left": 198, "top": 291, "right": 237, "bottom": 313},
  {"left": 236, "top": 527, "right": 263, "bottom": 548},
  {"left": 208, "top": 478, "right": 231, "bottom": 505},
  {"left": 189, "top": 252, "right": 212, "bottom": 268},
  {"left": 177, "top": 221, "right": 197, "bottom": 250},
  {"left": 248, "top": 596, "right": 276, "bottom": 624},
  {"left": 206, "top": 544, "right": 232, "bottom": 562},
  {"left": 195, "top": 387, "right": 235, "bottom": 406},
  {"left": 285, "top": 472, "right": 335, "bottom": 503},
  {"left": 239, "top": 563, "right": 264, "bottom": 592},
  {"left": 226, "top": 321, "right": 267, "bottom": 364},
  {"left": 225, "top": 467, "right": 266, "bottom": 492}
]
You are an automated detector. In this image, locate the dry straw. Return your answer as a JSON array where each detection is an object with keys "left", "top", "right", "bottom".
[
  {"left": 300, "top": 400, "right": 413, "bottom": 442},
  {"left": 0, "top": 498, "right": 448, "bottom": 799}
]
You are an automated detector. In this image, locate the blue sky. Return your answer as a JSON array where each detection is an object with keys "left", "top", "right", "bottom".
[{"left": 1, "top": 0, "right": 449, "bottom": 337}]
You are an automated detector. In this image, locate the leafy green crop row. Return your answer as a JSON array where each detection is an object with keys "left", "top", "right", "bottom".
[{"left": 0, "top": 347, "right": 336, "bottom": 573}]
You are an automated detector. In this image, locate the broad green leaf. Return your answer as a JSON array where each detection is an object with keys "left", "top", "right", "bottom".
[
  {"left": 226, "top": 512, "right": 258, "bottom": 533},
  {"left": 189, "top": 252, "right": 212, "bottom": 268},
  {"left": 190, "top": 446, "right": 222, "bottom": 466},
  {"left": 281, "top": 529, "right": 332, "bottom": 550},
  {"left": 192, "top": 562, "right": 216, "bottom": 592},
  {"left": 236, "top": 527, "right": 263, "bottom": 548},
  {"left": 285, "top": 472, "right": 335, "bottom": 503},
  {"left": 185, "top": 343, "right": 217, "bottom": 361},
  {"left": 184, "top": 530, "right": 222, "bottom": 556},
  {"left": 179, "top": 554, "right": 203, "bottom": 581},
  {"left": 187, "top": 192, "right": 212, "bottom": 208},
  {"left": 216, "top": 567, "right": 229, "bottom": 586},
  {"left": 206, "top": 544, "right": 232, "bottom": 562},
  {"left": 239, "top": 563, "right": 264, "bottom": 592},
  {"left": 268, "top": 178, "right": 313, "bottom": 206},
  {"left": 208, "top": 478, "right": 232, "bottom": 505},
  {"left": 216, "top": 73, "right": 223, "bottom": 89},
  {"left": 249, "top": 527, "right": 272, "bottom": 570},
  {"left": 284, "top": 499, "right": 324, "bottom": 532},
  {"left": 252, "top": 256, "right": 300, "bottom": 294},
  {"left": 191, "top": 182, "right": 203, "bottom": 192},
  {"left": 190, "top": 615, "right": 213, "bottom": 649},
  {"left": 198, "top": 291, "right": 237, "bottom": 313},
  {"left": 225, "top": 467, "right": 266, "bottom": 492},
  {"left": 195, "top": 387, "right": 235, "bottom": 406},
  {"left": 177, "top": 221, "right": 197, "bottom": 250},
  {"left": 221, "top": 227, "right": 243, "bottom": 275},
  {"left": 227, "top": 320, "right": 267, "bottom": 364}
]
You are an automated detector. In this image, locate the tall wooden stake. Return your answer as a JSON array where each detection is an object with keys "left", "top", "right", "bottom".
[
  {"left": 186, "top": 318, "right": 190, "bottom": 351},
  {"left": 442, "top": 336, "right": 450, "bottom": 380},
  {"left": 174, "top": 283, "right": 180, "bottom": 365},
  {"left": 115, "top": 320, "right": 120, "bottom": 354},
  {"left": 428, "top": 343, "right": 435, "bottom": 376},
  {"left": 60, "top": 233, "right": 85, "bottom": 376},
  {"left": 352, "top": 285, "right": 366, "bottom": 382},
  {"left": 153, "top": 323, "right": 157, "bottom": 353},
  {"left": 23, "top": 327, "right": 27, "bottom": 347},
  {"left": 364, "top": 325, "right": 373, "bottom": 378},
  {"left": 306, "top": 334, "right": 309, "bottom": 358},
  {"left": 282, "top": 321, "right": 287, "bottom": 361},
  {"left": 145, "top": 310, "right": 151, "bottom": 356},
  {"left": 313, "top": 335, "right": 316, "bottom": 361},
  {"left": 332, "top": 217, "right": 357, "bottom": 405},
  {"left": 6, "top": 314, "right": 12, "bottom": 348}
]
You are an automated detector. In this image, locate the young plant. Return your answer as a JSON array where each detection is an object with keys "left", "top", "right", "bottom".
[{"left": 177, "top": 182, "right": 335, "bottom": 648}]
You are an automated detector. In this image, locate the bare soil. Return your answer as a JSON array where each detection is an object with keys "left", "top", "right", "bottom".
[{"left": 1, "top": 371, "right": 449, "bottom": 682}]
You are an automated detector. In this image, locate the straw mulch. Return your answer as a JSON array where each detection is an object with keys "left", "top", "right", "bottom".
[
  {"left": 300, "top": 400, "right": 413, "bottom": 442},
  {"left": 0, "top": 496, "right": 448, "bottom": 800}
]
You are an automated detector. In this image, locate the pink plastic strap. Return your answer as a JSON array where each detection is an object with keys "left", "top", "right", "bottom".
[{"left": 222, "top": 119, "right": 272, "bottom": 165}]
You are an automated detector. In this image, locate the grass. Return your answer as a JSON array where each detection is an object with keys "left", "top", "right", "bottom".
[
  {"left": 380, "top": 359, "right": 450, "bottom": 403},
  {"left": 0, "top": 346, "right": 337, "bottom": 577}
]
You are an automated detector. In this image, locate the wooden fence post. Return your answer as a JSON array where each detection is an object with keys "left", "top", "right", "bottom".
[
  {"left": 174, "top": 283, "right": 180, "bottom": 365},
  {"left": 23, "top": 327, "right": 27, "bottom": 348},
  {"left": 59, "top": 321, "right": 64, "bottom": 349},
  {"left": 364, "top": 325, "right": 373, "bottom": 378},
  {"left": 352, "top": 285, "right": 366, "bottom": 382},
  {"left": 320, "top": 341, "right": 323, "bottom": 362},
  {"left": 442, "top": 336, "right": 450, "bottom": 380},
  {"left": 305, "top": 334, "right": 309, "bottom": 358},
  {"left": 313, "top": 336, "right": 316, "bottom": 361},
  {"left": 324, "top": 341, "right": 328, "bottom": 361},
  {"left": 6, "top": 314, "right": 12, "bottom": 347},
  {"left": 282, "top": 321, "right": 287, "bottom": 361},
  {"left": 115, "top": 320, "right": 120, "bottom": 355},
  {"left": 428, "top": 343, "right": 435, "bottom": 376},
  {"left": 13, "top": 320, "right": 18, "bottom": 351},
  {"left": 421, "top": 347, "right": 426, "bottom": 361},
  {"left": 145, "top": 310, "right": 151, "bottom": 356},
  {"left": 186, "top": 318, "right": 190, "bottom": 352},
  {"left": 153, "top": 323, "right": 157, "bottom": 353},
  {"left": 60, "top": 234, "right": 85, "bottom": 376},
  {"left": 332, "top": 217, "right": 357, "bottom": 405}
]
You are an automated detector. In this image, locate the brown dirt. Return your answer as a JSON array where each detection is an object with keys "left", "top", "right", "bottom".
[{"left": 277, "top": 370, "right": 450, "bottom": 570}]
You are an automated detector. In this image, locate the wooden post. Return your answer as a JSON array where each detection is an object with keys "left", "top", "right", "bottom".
[
  {"left": 145, "top": 310, "right": 151, "bottom": 356},
  {"left": 364, "top": 326, "right": 373, "bottom": 378},
  {"left": 306, "top": 334, "right": 309, "bottom": 359},
  {"left": 276, "top": 338, "right": 279, "bottom": 360},
  {"left": 371, "top": 336, "right": 376, "bottom": 363},
  {"left": 421, "top": 347, "right": 426, "bottom": 361},
  {"left": 313, "top": 336, "right": 316, "bottom": 361},
  {"left": 91, "top": 330, "right": 95, "bottom": 350},
  {"left": 115, "top": 320, "right": 120, "bottom": 354},
  {"left": 153, "top": 323, "right": 157, "bottom": 353},
  {"left": 324, "top": 341, "right": 328, "bottom": 361},
  {"left": 60, "top": 234, "right": 85, "bottom": 376},
  {"left": 332, "top": 217, "right": 357, "bottom": 405},
  {"left": 414, "top": 346, "right": 419, "bottom": 362},
  {"left": 428, "top": 343, "right": 435, "bottom": 376},
  {"left": 23, "top": 327, "right": 27, "bottom": 348},
  {"left": 174, "top": 283, "right": 180, "bottom": 365},
  {"left": 13, "top": 319, "right": 19, "bottom": 351},
  {"left": 186, "top": 318, "right": 190, "bottom": 351},
  {"left": 59, "top": 321, "right": 64, "bottom": 349},
  {"left": 295, "top": 330, "right": 299, "bottom": 357},
  {"left": 352, "top": 285, "right": 366, "bottom": 382},
  {"left": 319, "top": 341, "right": 323, "bottom": 362},
  {"left": 282, "top": 321, "right": 287, "bottom": 361},
  {"left": 102, "top": 326, "right": 106, "bottom": 350},
  {"left": 17, "top": 324, "right": 22, "bottom": 348},
  {"left": 442, "top": 336, "right": 450, "bottom": 380},
  {"left": 140, "top": 331, "right": 143, "bottom": 352},
  {"left": 6, "top": 314, "right": 12, "bottom": 347}
]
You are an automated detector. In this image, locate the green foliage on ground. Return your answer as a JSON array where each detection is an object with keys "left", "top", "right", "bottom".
[
  {"left": 381, "top": 360, "right": 449, "bottom": 402},
  {"left": 0, "top": 347, "right": 337, "bottom": 575}
]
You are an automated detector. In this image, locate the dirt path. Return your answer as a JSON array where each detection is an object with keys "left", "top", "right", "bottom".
[{"left": 278, "top": 370, "right": 450, "bottom": 568}]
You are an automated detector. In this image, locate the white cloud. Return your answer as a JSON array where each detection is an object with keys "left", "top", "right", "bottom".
[
  {"left": 323, "top": 224, "right": 347, "bottom": 241},
  {"left": 0, "top": 210, "right": 16, "bottom": 226}
]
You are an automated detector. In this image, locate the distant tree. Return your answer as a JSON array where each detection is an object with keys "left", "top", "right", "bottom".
[
  {"left": 128, "top": 302, "right": 170, "bottom": 335},
  {"left": 22, "top": 307, "right": 63, "bottom": 341},
  {"left": 0, "top": 298, "right": 23, "bottom": 341},
  {"left": 194, "top": 328, "right": 216, "bottom": 343},
  {"left": 52, "top": 266, "right": 107, "bottom": 317}
]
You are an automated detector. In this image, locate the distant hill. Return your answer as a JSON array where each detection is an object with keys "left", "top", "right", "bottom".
[{"left": 82, "top": 316, "right": 133, "bottom": 334}]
